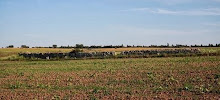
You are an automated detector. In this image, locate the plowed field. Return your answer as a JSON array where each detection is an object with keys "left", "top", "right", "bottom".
[{"left": 0, "top": 56, "right": 220, "bottom": 99}]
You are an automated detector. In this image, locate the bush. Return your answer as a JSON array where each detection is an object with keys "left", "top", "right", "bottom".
[{"left": 70, "top": 48, "right": 83, "bottom": 53}]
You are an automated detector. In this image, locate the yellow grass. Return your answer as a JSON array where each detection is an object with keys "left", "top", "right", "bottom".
[
  {"left": 0, "top": 48, "right": 72, "bottom": 58},
  {"left": 84, "top": 47, "right": 182, "bottom": 52},
  {"left": 0, "top": 48, "right": 178, "bottom": 58},
  {"left": 0, "top": 47, "right": 219, "bottom": 58}
]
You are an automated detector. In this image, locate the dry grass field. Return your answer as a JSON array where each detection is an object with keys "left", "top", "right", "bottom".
[
  {"left": 1, "top": 47, "right": 220, "bottom": 58},
  {"left": 0, "top": 48, "right": 72, "bottom": 58}
]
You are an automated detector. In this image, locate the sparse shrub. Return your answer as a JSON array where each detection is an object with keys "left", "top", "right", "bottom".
[
  {"left": 214, "top": 74, "right": 220, "bottom": 79},
  {"left": 37, "top": 84, "right": 51, "bottom": 89},
  {"left": 183, "top": 83, "right": 193, "bottom": 91},
  {"left": 70, "top": 48, "right": 83, "bottom": 53},
  {"left": 5, "top": 55, "right": 25, "bottom": 61},
  {"left": 67, "top": 77, "right": 73, "bottom": 82},
  {"left": 18, "top": 72, "right": 24, "bottom": 77},
  {"left": 27, "top": 74, "right": 34, "bottom": 80},
  {"left": 92, "top": 88, "right": 99, "bottom": 94},
  {"left": 147, "top": 72, "right": 155, "bottom": 81},
  {"left": 52, "top": 95, "right": 60, "bottom": 100},
  {"left": 9, "top": 81, "right": 22, "bottom": 89},
  {"left": 89, "top": 95, "right": 97, "bottom": 100},
  {"left": 154, "top": 86, "right": 163, "bottom": 92}
]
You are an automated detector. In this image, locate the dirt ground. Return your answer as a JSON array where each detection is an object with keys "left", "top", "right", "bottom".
[{"left": 0, "top": 56, "right": 220, "bottom": 99}]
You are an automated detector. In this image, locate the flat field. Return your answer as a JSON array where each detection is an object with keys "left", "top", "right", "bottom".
[
  {"left": 0, "top": 56, "right": 220, "bottom": 99},
  {"left": 1, "top": 47, "right": 220, "bottom": 58},
  {"left": 0, "top": 48, "right": 72, "bottom": 58}
]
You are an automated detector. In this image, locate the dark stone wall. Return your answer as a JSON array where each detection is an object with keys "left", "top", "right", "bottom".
[{"left": 19, "top": 49, "right": 201, "bottom": 59}]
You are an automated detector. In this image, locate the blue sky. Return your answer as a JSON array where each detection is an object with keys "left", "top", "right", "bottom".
[{"left": 0, "top": 0, "right": 220, "bottom": 47}]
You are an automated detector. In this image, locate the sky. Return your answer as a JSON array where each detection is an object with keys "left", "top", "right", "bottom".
[{"left": 0, "top": 0, "right": 220, "bottom": 47}]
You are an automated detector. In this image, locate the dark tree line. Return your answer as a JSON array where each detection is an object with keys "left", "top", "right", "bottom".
[{"left": 5, "top": 43, "right": 220, "bottom": 48}]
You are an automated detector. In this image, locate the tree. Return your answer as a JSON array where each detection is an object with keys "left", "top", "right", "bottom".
[
  {"left": 21, "top": 45, "right": 29, "bottom": 48},
  {"left": 7, "top": 45, "right": 14, "bottom": 48},
  {"left": 76, "top": 44, "right": 84, "bottom": 48},
  {"left": 52, "top": 45, "right": 57, "bottom": 48}
]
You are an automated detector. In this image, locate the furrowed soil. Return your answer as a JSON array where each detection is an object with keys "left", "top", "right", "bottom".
[{"left": 0, "top": 56, "right": 220, "bottom": 99}]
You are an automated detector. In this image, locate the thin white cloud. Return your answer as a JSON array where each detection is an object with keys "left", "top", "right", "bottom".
[
  {"left": 123, "top": 8, "right": 220, "bottom": 16},
  {"left": 107, "top": 25, "right": 219, "bottom": 36}
]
